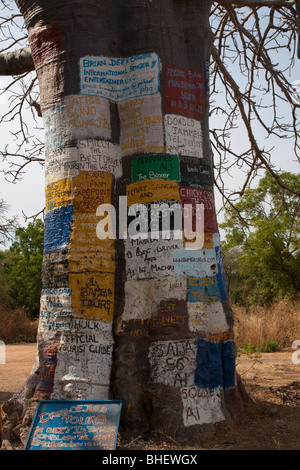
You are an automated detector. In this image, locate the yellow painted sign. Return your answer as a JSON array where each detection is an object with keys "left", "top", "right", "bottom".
[
  {"left": 45, "top": 178, "right": 72, "bottom": 212},
  {"left": 70, "top": 272, "right": 115, "bottom": 322},
  {"left": 69, "top": 212, "right": 115, "bottom": 273},
  {"left": 72, "top": 171, "right": 113, "bottom": 213},
  {"left": 126, "top": 179, "right": 180, "bottom": 206}
]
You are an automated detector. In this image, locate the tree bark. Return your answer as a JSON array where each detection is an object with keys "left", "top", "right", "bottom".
[{"left": 1, "top": 0, "right": 249, "bottom": 448}]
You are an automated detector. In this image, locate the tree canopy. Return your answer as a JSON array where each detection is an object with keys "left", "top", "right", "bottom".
[
  {"left": 221, "top": 171, "right": 300, "bottom": 304},
  {"left": 0, "top": 219, "right": 44, "bottom": 316}
]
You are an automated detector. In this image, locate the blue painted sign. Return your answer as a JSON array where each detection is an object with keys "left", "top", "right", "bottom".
[
  {"left": 215, "top": 245, "right": 229, "bottom": 300},
  {"left": 44, "top": 205, "right": 73, "bottom": 253},
  {"left": 173, "top": 249, "right": 217, "bottom": 277},
  {"left": 194, "top": 338, "right": 235, "bottom": 390},
  {"left": 24, "top": 400, "right": 122, "bottom": 450},
  {"left": 187, "top": 276, "right": 221, "bottom": 304}
]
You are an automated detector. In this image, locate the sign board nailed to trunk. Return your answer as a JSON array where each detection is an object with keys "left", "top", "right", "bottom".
[{"left": 24, "top": 400, "right": 122, "bottom": 450}]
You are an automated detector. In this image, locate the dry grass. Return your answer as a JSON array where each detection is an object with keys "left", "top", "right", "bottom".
[
  {"left": 233, "top": 300, "right": 300, "bottom": 350},
  {"left": 0, "top": 300, "right": 299, "bottom": 349},
  {"left": 0, "top": 306, "right": 38, "bottom": 344}
]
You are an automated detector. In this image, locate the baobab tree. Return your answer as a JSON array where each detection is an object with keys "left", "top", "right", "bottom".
[{"left": 0, "top": 0, "right": 299, "bottom": 449}]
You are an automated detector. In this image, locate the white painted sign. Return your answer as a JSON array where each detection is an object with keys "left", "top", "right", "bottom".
[
  {"left": 164, "top": 114, "right": 203, "bottom": 157},
  {"left": 148, "top": 339, "right": 197, "bottom": 388},
  {"left": 187, "top": 301, "right": 228, "bottom": 334},
  {"left": 125, "top": 236, "right": 184, "bottom": 280},
  {"left": 0, "top": 340, "right": 5, "bottom": 365},
  {"left": 51, "top": 320, "right": 114, "bottom": 400},
  {"left": 39, "top": 288, "right": 72, "bottom": 341},
  {"left": 45, "top": 147, "right": 79, "bottom": 184},
  {"left": 122, "top": 276, "right": 187, "bottom": 320},
  {"left": 119, "top": 94, "right": 164, "bottom": 156},
  {"left": 80, "top": 53, "right": 161, "bottom": 102},
  {"left": 65, "top": 95, "right": 111, "bottom": 140},
  {"left": 43, "top": 96, "right": 112, "bottom": 152},
  {"left": 78, "top": 139, "right": 122, "bottom": 177},
  {"left": 180, "top": 386, "right": 225, "bottom": 427}
]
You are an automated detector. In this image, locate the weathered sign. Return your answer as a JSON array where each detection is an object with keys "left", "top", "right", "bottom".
[
  {"left": 80, "top": 53, "right": 161, "bottom": 102},
  {"left": 24, "top": 400, "right": 122, "bottom": 450},
  {"left": 131, "top": 154, "right": 180, "bottom": 182}
]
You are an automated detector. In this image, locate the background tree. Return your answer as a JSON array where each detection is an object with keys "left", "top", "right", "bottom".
[
  {"left": 1, "top": 219, "right": 44, "bottom": 317},
  {"left": 221, "top": 171, "right": 300, "bottom": 305},
  {"left": 0, "top": 197, "right": 18, "bottom": 245},
  {"left": 0, "top": 0, "right": 299, "bottom": 450}
]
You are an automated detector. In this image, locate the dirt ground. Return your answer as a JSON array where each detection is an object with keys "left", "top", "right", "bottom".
[{"left": 0, "top": 343, "right": 299, "bottom": 450}]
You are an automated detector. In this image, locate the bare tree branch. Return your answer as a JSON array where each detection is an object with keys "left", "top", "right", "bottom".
[
  {"left": 222, "top": 0, "right": 293, "bottom": 7},
  {"left": 0, "top": 45, "right": 34, "bottom": 75}
]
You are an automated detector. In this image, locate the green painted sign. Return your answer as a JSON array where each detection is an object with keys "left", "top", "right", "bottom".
[{"left": 132, "top": 154, "right": 180, "bottom": 182}]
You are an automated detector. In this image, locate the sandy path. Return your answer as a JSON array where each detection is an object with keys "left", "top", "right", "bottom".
[
  {"left": 0, "top": 343, "right": 37, "bottom": 404},
  {"left": 0, "top": 343, "right": 299, "bottom": 450}
]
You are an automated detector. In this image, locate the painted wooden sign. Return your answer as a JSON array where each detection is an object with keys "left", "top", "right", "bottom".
[
  {"left": 180, "top": 187, "right": 218, "bottom": 233},
  {"left": 173, "top": 248, "right": 218, "bottom": 277},
  {"left": 44, "top": 205, "right": 74, "bottom": 253},
  {"left": 24, "top": 400, "right": 122, "bottom": 450},
  {"left": 131, "top": 154, "right": 180, "bottom": 182},
  {"left": 164, "top": 65, "right": 204, "bottom": 120},
  {"left": 45, "top": 178, "right": 72, "bottom": 212},
  {"left": 119, "top": 94, "right": 165, "bottom": 156},
  {"left": 180, "top": 156, "right": 212, "bottom": 187},
  {"left": 70, "top": 272, "right": 115, "bottom": 322},
  {"left": 164, "top": 115, "right": 203, "bottom": 157},
  {"left": 78, "top": 139, "right": 122, "bottom": 178},
  {"left": 80, "top": 53, "right": 161, "bottom": 102},
  {"left": 45, "top": 147, "right": 79, "bottom": 185},
  {"left": 126, "top": 180, "right": 180, "bottom": 206}
]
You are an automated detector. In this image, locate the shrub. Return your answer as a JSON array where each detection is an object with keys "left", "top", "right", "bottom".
[{"left": 0, "top": 306, "right": 38, "bottom": 344}]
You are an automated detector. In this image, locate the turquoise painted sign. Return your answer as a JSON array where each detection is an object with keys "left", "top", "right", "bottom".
[{"left": 24, "top": 400, "right": 122, "bottom": 450}]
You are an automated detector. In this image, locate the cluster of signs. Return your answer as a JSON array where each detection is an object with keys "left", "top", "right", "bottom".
[{"left": 31, "top": 26, "right": 233, "bottom": 434}]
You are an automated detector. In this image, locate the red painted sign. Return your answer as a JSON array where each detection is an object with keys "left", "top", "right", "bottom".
[
  {"left": 164, "top": 65, "right": 205, "bottom": 120},
  {"left": 180, "top": 187, "right": 218, "bottom": 233}
]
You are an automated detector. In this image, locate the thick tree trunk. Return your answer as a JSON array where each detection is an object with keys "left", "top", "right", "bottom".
[{"left": 1, "top": 0, "right": 249, "bottom": 449}]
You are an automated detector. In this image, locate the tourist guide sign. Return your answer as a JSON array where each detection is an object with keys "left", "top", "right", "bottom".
[{"left": 24, "top": 400, "right": 122, "bottom": 450}]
